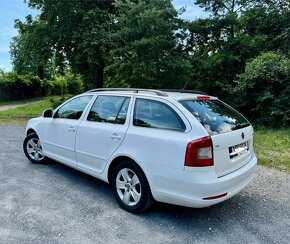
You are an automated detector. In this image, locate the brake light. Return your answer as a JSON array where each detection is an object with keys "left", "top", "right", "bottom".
[
  {"left": 197, "top": 96, "right": 210, "bottom": 100},
  {"left": 185, "top": 137, "right": 213, "bottom": 167}
]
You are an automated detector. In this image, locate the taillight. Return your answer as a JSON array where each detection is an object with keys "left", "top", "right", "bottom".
[
  {"left": 197, "top": 95, "right": 210, "bottom": 100},
  {"left": 185, "top": 136, "right": 213, "bottom": 167}
]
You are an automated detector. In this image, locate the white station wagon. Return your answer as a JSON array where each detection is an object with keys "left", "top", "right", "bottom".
[{"left": 23, "top": 88, "right": 257, "bottom": 213}]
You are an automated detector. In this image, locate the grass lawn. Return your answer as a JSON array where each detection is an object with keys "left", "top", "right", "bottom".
[
  {"left": 254, "top": 127, "right": 290, "bottom": 172},
  {"left": 0, "top": 99, "right": 289, "bottom": 172},
  {"left": 0, "top": 96, "right": 63, "bottom": 124}
]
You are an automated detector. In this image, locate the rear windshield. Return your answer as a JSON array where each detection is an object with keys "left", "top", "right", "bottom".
[{"left": 180, "top": 99, "right": 250, "bottom": 135}]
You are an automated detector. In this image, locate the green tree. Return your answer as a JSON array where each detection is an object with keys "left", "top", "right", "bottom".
[
  {"left": 107, "top": 0, "right": 191, "bottom": 89},
  {"left": 0, "top": 68, "right": 4, "bottom": 76},
  {"left": 183, "top": 0, "right": 289, "bottom": 97},
  {"left": 16, "top": 0, "right": 116, "bottom": 88},
  {"left": 10, "top": 15, "right": 53, "bottom": 79},
  {"left": 241, "top": 1, "right": 290, "bottom": 54},
  {"left": 234, "top": 52, "right": 290, "bottom": 126},
  {"left": 195, "top": 0, "right": 263, "bottom": 38}
]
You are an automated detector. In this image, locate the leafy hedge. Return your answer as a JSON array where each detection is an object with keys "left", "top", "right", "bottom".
[
  {"left": 0, "top": 71, "right": 84, "bottom": 102},
  {"left": 0, "top": 73, "right": 50, "bottom": 102}
]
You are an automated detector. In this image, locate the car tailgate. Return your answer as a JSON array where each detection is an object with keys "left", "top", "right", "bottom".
[{"left": 211, "top": 126, "right": 254, "bottom": 177}]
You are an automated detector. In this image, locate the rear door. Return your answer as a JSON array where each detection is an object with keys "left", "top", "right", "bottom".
[
  {"left": 75, "top": 95, "right": 131, "bottom": 174},
  {"left": 180, "top": 98, "right": 254, "bottom": 177}
]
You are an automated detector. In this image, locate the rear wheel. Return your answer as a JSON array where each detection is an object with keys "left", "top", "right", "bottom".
[
  {"left": 23, "top": 133, "right": 46, "bottom": 164},
  {"left": 112, "top": 160, "right": 154, "bottom": 213}
]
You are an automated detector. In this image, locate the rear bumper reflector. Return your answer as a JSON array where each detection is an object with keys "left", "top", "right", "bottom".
[{"left": 202, "top": 193, "right": 228, "bottom": 200}]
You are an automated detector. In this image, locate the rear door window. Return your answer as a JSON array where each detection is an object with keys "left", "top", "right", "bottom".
[
  {"left": 133, "top": 98, "right": 186, "bottom": 132},
  {"left": 180, "top": 99, "right": 250, "bottom": 135},
  {"left": 87, "top": 95, "right": 130, "bottom": 124}
]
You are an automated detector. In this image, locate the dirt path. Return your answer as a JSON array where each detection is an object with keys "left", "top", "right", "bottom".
[
  {"left": 0, "top": 100, "right": 41, "bottom": 111},
  {"left": 0, "top": 103, "right": 27, "bottom": 111}
]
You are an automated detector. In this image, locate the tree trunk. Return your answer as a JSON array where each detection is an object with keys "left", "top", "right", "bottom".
[
  {"left": 37, "top": 65, "right": 45, "bottom": 80},
  {"left": 230, "top": 24, "right": 234, "bottom": 39},
  {"left": 230, "top": 0, "right": 235, "bottom": 39},
  {"left": 93, "top": 62, "right": 104, "bottom": 88}
]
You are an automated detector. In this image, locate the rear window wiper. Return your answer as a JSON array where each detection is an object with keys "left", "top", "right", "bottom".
[{"left": 233, "top": 122, "right": 250, "bottom": 130}]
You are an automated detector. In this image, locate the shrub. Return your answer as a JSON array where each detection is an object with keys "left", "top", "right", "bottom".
[
  {"left": 40, "top": 79, "right": 53, "bottom": 96},
  {"left": 234, "top": 52, "right": 290, "bottom": 126},
  {"left": 0, "top": 70, "right": 85, "bottom": 102},
  {"left": 49, "top": 94, "right": 74, "bottom": 109},
  {"left": 51, "top": 76, "right": 68, "bottom": 95},
  {"left": 50, "top": 71, "right": 84, "bottom": 95},
  {"left": 0, "top": 72, "right": 51, "bottom": 102},
  {"left": 64, "top": 71, "right": 84, "bottom": 94},
  {"left": 104, "top": 74, "right": 130, "bottom": 88},
  {"left": 49, "top": 96, "right": 66, "bottom": 109}
]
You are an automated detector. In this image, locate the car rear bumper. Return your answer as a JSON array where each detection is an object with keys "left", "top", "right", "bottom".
[{"left": 147, "top": 154, "right": 257, "bottom": 208}]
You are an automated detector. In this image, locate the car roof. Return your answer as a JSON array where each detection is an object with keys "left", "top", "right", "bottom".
[{"left": 85, "top": 88, "right": 217, "bottom": 101}]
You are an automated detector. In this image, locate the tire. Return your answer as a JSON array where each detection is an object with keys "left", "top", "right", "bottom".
[
  {"left": 23, "top": 133, "right": 46, "bottom": 164},
  {"left": 111, "top": 160, "right": 154, "bottom": 213}
]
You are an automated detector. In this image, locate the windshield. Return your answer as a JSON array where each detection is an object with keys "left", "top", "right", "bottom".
[{"left": 180, "top": 99, "right": 250, "bottom": 135}]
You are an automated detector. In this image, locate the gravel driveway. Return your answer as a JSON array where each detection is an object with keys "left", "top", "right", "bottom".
[{"left": 0, "top": 125, "right": 289, "bottom": 244}]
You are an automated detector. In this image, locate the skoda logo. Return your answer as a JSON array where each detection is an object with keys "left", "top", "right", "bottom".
[{"left": 241, "top": 132, "right": 245, "bottom": 140}]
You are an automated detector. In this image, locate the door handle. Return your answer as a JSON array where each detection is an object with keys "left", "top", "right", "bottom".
[
  {"left": 68, "top": 126, "right": 76, "bottom": 132},
  {"left": 110, "top": 133, "right": 122, "bottom": 140}
]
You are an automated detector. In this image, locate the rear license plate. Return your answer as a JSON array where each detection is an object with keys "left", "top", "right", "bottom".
[{"left": 229, "top": 141, "right": 249, "bottom": 158}]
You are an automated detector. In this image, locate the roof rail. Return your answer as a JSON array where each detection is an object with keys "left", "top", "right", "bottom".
[
  {"left": 161, "top": 89, "right": 208, "bottom": 95},
  {"left": 86, "top": 88, "right": 168, "bottom": 97}
]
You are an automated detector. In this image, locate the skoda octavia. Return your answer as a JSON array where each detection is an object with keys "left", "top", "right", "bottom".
[{"left": 23, "top": 88, "right": 257, "bottom": 213}]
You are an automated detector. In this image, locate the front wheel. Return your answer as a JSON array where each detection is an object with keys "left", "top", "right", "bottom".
[
  {"left": 112, "top": 160, "right": 154, "bottom": 213},
  {"left": 23, "top": 133, "right": 46, "bottom": 164}
]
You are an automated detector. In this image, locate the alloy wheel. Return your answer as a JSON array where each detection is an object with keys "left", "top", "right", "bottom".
[
  {"left": 116, "top": 168, "right": 142, "bottom": 206},
  {"left": 26, "top": 138, "right": 44, "bottom": 161}
]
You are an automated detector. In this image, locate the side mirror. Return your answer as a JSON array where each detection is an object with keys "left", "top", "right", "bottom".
[{"left": 42, "top": 109, "right": 53, "bottom": 118}]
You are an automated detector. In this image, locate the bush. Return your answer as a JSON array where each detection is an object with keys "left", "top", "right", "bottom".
[
  {"left": 233, "top": 52, "right": 290, "bottom": 126},
  {"left": 0, "top": 72, "right": 52, "bottom": 102},
  {"left": 64, "top": 71, "right": 84, "bottom": 94},
  {"left": 40, "top": 79, "right": 53, "bottom": 96},
  {"left": 50, "top": 71, "right": 84, "bottom": 95},
  {"left": 0, "top": 70, "right": 84, "bottom": 102},
  {"left": 51, "top": 76, "right": 68, "bottom": 95},
  {"left": 49, "top": 96, "right": 65, "bottom": 109},
  {"left": 104, "top": 74, "right": 131, "bottom": 88}
]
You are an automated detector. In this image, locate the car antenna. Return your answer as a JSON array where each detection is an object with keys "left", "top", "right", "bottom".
[
  {"left": 180, "top": 79, "right": 190, "bottom": 93},
  {"left": 180, "top": 62, "right": 201, "bottom": 93}
]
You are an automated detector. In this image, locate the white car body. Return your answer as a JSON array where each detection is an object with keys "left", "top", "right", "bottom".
[{"left": 25, "top": 89, "right": 257, "bottom": 209}]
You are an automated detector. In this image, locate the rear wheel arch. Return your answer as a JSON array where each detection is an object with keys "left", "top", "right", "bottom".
[
  {"left": 108, "top": 156, "right": 136, "bottom": 184},
  {"left": 26, "top": 128, "right": 36, "bottom": 136},
  {"left": 107, "top": 156, "right": 150, "bottom": 187}
]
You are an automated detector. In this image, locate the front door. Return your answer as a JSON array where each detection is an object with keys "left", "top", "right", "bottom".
[{"left": 42, "top": 95, "right": 93, "bottom": 166}]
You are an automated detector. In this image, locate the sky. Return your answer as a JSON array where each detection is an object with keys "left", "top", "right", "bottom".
[{"left": 0, "top": 0, "right": 208, "bottom": 71}]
